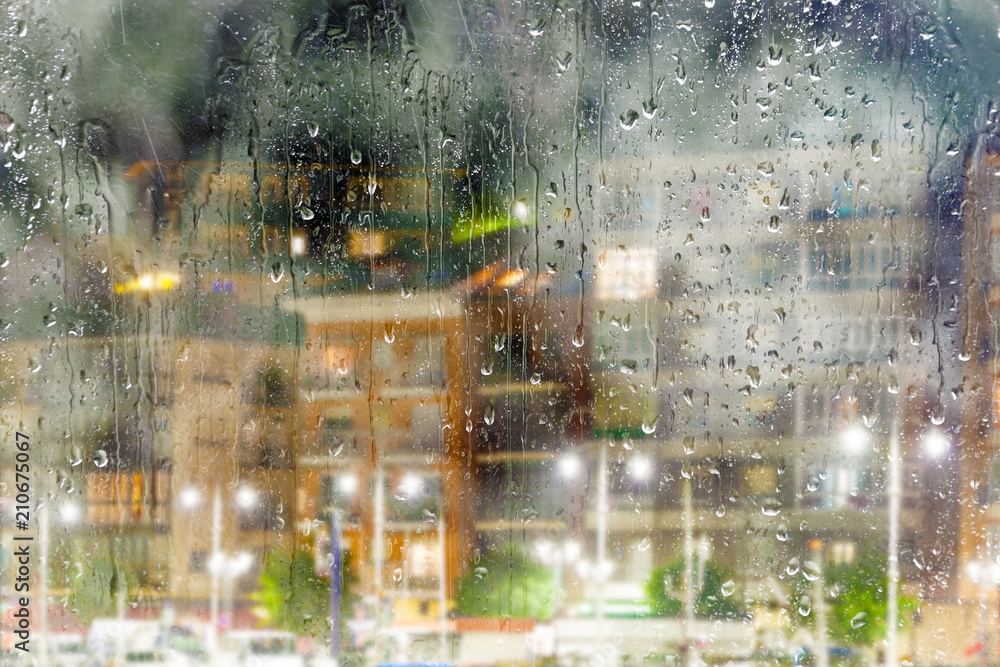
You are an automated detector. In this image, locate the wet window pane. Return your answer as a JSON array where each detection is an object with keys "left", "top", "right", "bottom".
[{"left": 3, "top": 2, "right": 1000, "bottom": 667}]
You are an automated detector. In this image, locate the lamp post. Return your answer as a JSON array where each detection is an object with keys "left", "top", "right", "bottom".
[
  {"left": 180, "top": 483, "right": 257, "bottom": 654},
  {"left": 328, "top": 471, "right": 357, "bottom": 665},
  {"left": 966, "top": 560, "right": 1000, "bottom": 666},
  {"left": 535, "top": 539, "right": 581, "bottom": 615},
  {"left": 37, "top": 499, "right": 81, "bottom": 667},
  {"left": 807, "top": 539, "right": 829, "bottom": 667},
  {"left": 563, "top": 449, "right": 651, "bottom": 640},
  {"left": 844, "top": 424, "right": 948, "bottom": 667}
]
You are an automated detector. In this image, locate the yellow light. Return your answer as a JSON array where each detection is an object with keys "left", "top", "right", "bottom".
[{"left": 114, "top": 271, "right": 180, "bottom": 293}]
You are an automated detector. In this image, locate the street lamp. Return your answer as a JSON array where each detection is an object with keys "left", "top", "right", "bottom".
[
  {"left": 845, "top": 423, "right": 950, "bottom": 667},
  {"left": 628, "top": 455, "right": 653, "bottom": 482},
  {"left": 966, "top": 560, "right": 1000, "bottom": 665},
  {"left": 208, "top": 550, "right": 255, "bottom": 632},
  {"left": 180, "top": 482, "right": 257, "bottom": 652},
  {"left": 535, "top": 540, "right": 581, "bottom": 614},
  {"left": 38, "top": 498, "right": 81, "bottom": 667}
]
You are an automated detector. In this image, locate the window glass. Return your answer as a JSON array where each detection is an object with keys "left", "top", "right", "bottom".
[{"left": 4, "top": 2, "right": 1000, "bottom": 666}]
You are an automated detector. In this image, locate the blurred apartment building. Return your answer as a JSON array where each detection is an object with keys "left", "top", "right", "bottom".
[
  {"left": 956, "top": 146, "right": 1000, "bottom": 655},
  {"left": 580, "top": 145, "right": 948, "bottom": 610},
  {"left": 0, "top": 141, "right": 969, "bottom": 636}
]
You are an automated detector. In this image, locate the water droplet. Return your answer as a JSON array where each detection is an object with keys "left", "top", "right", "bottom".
[
  {"left": 465, "top": 419, "right": 473, "bottom": 433},
  {"left": 642, "top": 98, "right": 657, "bottom": 119},
  {"left": 776, "top": 524, "right": 788, "bottom": 542},
  {"left": 393, "top": 568, "right": 403, "bottom": 583},
  {"left": 909, "top": 325, "right": 922, "bottom": 345},
  {"left": 641, "top": 417, "right": 659, "bottom": 435},
  {"left": 786, "top": 558, "right": 801, "bottom": 577},
  {"left": 619, "top": 109, "right": 640, "bottom": 130},
  {"left": 270, "top": 263, "right": 285, "bottom": 283},
  {"left": 484, "top": 405, "right": 495, "bottom": 426},
  {"left": 704, "top": 0, "right": 715, "bottom": 6},
  {"left": 762, "top": 498, "right": 781, "bottom": 516},
  {"left": 797, "top": 595, "right": 812, "bottom": 617},
  {"left": 350, "top": 149, "right": 362, "bottom": 165},
  {"left": 384, "top": 325, "right": 396, "bottom": 344},
  {"left": 300, "top": 206, "right": 315, "bottom": 221},
  {"left": 802, "top": 561, "right": 821, "bottom": 581},
  {"left": 530, "top": 373, "right": 542, "bottom": 385},
  {"left": 555, "top": 51, "right": 573, "bottom": 72},
  {"left": 308, "top": 122, "right": 320, "bottom": 138},
  {"left": 721, "top": 580, "right": 736, "bottom": 597},
  {"left": 768, "top": 215, "right": 780, "bottom": 232},
  {"left": 715, "top": 504, "right": 726, "bottom": 518},
  {"left": 930, "top": 405, "right": 945, "bottom": 425},
  {"left": 572, "top": 325, "right": 585, "bottom": 348},
  {"left": 637, "top": 538, "right": 651, "bottom": 552},
  {"left": 93, "top": 449, "right": 108, "bottom": 468},
  {"left": 480, "top": 361, "right": 494, "bottom": 376},
  {"left": 851, "top": 612, "right": 868, "bottom": 629}
]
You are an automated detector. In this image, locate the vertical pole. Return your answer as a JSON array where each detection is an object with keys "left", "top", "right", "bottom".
[
  {"left": 887, "top": 423, "right": 901, "bottom": 667},
  {"left": 596, "top": 446, "right": 608, "bottom": 639},
  {"left": 210, "top": 483, "right": 221, "bottom": 654},
  {"left": 438, "top": 502, "right": 448, "bottom": 666},
  {"left": 373, "top": 465, "right": 385, "bottom": 667},
  {"left": 683, "top": 474, "right": 698, "bottom": 667},
  {"left": 809, "top": 539, "right": 828, "bottom": 667},
  {"left": 331, "top": 511, "right": 342, "bottom": 663}
]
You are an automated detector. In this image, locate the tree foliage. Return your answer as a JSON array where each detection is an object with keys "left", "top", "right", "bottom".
[
  {"left": 786, "top": 546, "right": 918, "bottom": 649},
  {"left": 824, "top": 550, "right": 918, "bottom": 648},
  {"left": 68, "top": 553, "right": 135, "bottom": 624},
  {"left": 253, "top": 546, "right": 356, "bottom": 641},
  {"left": 454, "top": 544, "right": 557, "bottom": 620},
  {"left": 645, "top": 558, "right": 748, "bottom": 620}
]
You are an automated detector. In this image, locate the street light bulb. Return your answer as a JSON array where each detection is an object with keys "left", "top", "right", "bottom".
[
  {"left": 535, "top": 540, "right": 554, "bottom": 563},
  {"left": 232, "top": 551, "right": 254, "bottom": 575},
  {"left": 843, "top": 426, "right": 869, "bottom": 455},
  {"left": 59, "top": 501, "right": 81, "bottom": 525},
  {"left": 179, "top": 487, "right": 202, "bottom": 510},
  {"left": 629, "top": 456, "right": 652, "bottom": 481},
  {"left": 513, "top": 201, "right": 529, "bottom": 220},
  {"left": 558, "top": 453, "right": 582, "bottom": 479},
  {"left": 338, "top": 472, "right": 359, "bottom": 496},
  {"left": 400, "top": 472, "right": 422, "bottom": 499},
  {"left": 235, "top": 486, "right": 258, "bottom": 509},
  {"left": 924, "top": 430, "right": 950, "bottom": 459}
]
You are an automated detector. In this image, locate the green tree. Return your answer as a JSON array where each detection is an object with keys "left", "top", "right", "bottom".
[
  {"left": 454, "top": 544, "right": 557, "bottom": 620},
  {"left": 823, "top": 550, "right": 918, "bottom": 648},
  {"left": 68, "top": 553, "right": 136, "bottom": 624},
  {"left": 252, "top": 546, "right": 356, "bottom": 641},
  {"left": 645, "top": 558, "right": 748, "bottom": 620}
]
